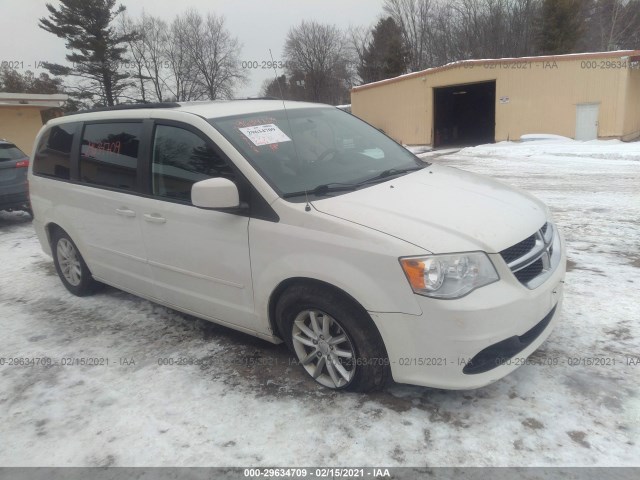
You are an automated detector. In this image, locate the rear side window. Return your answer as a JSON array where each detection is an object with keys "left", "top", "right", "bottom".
[
  {"left": 33, "top": 124, "right": 77, "bottom": 179},
  {"left": 80, "top": 123, "right": 141, "bottom": 190},
  {"left": 0, "top": 144, "right": 27, "bottom": 162},
  {"left": 152, "top": 124, "right": 233, "bottom": 201}
]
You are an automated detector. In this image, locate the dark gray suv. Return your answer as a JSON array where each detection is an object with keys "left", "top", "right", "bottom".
[{"left": 0, "top": 140, "right": 31, "bottom": 215}]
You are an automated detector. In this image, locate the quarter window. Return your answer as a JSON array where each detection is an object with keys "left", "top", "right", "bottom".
[
  {"left": 152, "top": 124, "right": 233, "bottom": 202},
  {"left": 80, "top": 123, "right": 141, "bottom": 190},
  {"left": 33, "top": 123, "right": 77, "bottom": 179}
]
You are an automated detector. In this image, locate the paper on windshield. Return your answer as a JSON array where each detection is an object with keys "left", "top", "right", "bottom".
[{"left": 238, "top": 124, "right": 292, "bottom": 146}]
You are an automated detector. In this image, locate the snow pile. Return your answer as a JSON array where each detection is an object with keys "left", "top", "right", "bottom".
[
  {"left": 457, "top": 137, "right": 640, "bottom": 162},
  {"left": 520, "top": 134, "right": 575, "bottom": 142},
  {"left": 405, "top": 145, "right": 432, "bottom": 155}
]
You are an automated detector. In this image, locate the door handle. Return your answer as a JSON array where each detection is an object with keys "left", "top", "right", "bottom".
[
  {"left": 143, "top": 213, "right": 166, "bottom": 224},
  {"left": 115, "top": 208, "right": 136, "bottom": 217}
]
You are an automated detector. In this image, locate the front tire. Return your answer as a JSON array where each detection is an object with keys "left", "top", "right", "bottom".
[
  {"left": 52, "top": 230, "right": 100, "bottom": 296},
  {"left": 276, "top": 284, "right": 390, "bottom": 392}
]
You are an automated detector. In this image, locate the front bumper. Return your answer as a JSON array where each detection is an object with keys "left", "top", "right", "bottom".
[{"left": 369, "top": 238, "right": 566, "bottom": 390}]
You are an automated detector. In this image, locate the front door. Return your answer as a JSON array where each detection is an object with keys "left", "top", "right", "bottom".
[
  {"left": 575, "top": 103, "right": 599, "bottom": 141},
  {"left": 139, "top": 122, "right": 255, "bottom": 329}
]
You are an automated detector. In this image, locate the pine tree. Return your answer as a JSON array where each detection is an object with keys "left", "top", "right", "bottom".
[
  {"left": 39, "top": 0, "right": 134, "bottom": 106},
  {"left": 537, "top": 0, "right": 587, "bottom": 54},
  {"left": 0, "top": 66, "right": 63, "bottom": 94},
  {"left": 358, "top": 18, "right": 408, "bottom": 84}
]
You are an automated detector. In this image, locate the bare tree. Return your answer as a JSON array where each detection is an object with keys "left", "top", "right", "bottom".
[
  {"left": 163, "top": 15, "right": 201, "bottom": 101},
  {"left": 383, "top": 0, "right": 433, "bottom": 71},
  {"left": 284, "top": 20, "right": 353, "bottom": 104},
  {"left": 138, "top": 14, "right": 172, "bottom": 101},
  {"left": 507, "top": 0, "right": 541, "bottom": 56},
  {"left": 451, "top": 0, "right": 487, "bottom": 59},
  {"left": 448, "top": 0, "right": 539, "bottom": 59},
  {"left": 120, "top": 12, "right": 195, "bottom": 102},
  {"left": 348, "top": 25, "right": 373, "bottom": 83},
  {"left": 119, "top": 13, "right": 150, "bottom": 102},
  {"left": 181, "top": 10, "right": 246, "bottom": 100},
  {"left": 582, "top": 0, "right": 640, "bottom": 51},
  {"left": 428, "top": 3, "right": 457, "bottom": 65},
  {"left": 117, "top": 10, "right": 245, "bottom": 102},
  {"left": 382, "top": 0, "right": 635, "bottom": 70}
]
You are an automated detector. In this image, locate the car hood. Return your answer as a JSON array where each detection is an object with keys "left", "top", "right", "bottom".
[{"left": 311, "top": 165, "right": 548, "bottom": 253}]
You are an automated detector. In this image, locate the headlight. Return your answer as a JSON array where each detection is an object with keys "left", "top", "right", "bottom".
[{"left": 399, "top": 252, "right": 499, "bottom": 299}]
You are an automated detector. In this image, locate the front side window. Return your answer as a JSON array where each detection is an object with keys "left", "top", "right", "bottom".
[
  {"left": 210, "top": 107, "right": 424, "bottom": 198},
  {"left": 152, "top": 124, "right": 233, "bottom": 202},
  {"left": 80, "top": 123, "right": 141, "bottom": 190},
  {"left": 33, "top": 124, "right": 77, "bottom": 179}
]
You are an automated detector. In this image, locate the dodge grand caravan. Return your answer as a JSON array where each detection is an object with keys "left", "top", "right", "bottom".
[{"left": 29, "top": 100, "right": 565, "bottom": 391}]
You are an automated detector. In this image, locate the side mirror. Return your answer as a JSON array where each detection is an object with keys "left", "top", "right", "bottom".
[{"left": 191, "top": 177, "right": 241, "bottom": 210}]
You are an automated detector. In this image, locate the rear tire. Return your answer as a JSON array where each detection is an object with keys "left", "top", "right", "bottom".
[
  {"left": 276, "top": 284, "right": 390, "bottom": 392},
  {"left": 51, "top": 230, "right": 100, "bottom": 296}
]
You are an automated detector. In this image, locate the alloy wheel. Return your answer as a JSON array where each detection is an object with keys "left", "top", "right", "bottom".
[
  {"left": 291, "top": 309, "right": 356, "bottom": 388},
  {"left": 56, "top": 238, "right": 82, "bottom": 287}
]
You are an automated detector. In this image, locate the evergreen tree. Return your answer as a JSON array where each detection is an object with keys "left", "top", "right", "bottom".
[
  {"left": 39, "top": 0, "right": 134, "bottom": 106},
  {"left": 262, "top": 72, "right": 310, "bottom": 102},
  {"left": 262, "top": 75, "right": 290, "bottom": 100},
  {"left": 358, "top": 17, "right": 408, "bottom": 83},
  {"left": 536, "top": 0, "right": 586, "bottom": 54},
  {"left": 0, "top": 66, "right": 63, "bottom": 94}
]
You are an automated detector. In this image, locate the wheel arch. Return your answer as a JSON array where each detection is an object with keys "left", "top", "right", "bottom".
[
  {"left": 267, "top": 277, "right": 383, "bottom": 343},
  {"left": 44, "top": 222, "right": 93, "bottom": 273},
  {"left": 45, "top": 222, "right": 64, "bottom": 248}
]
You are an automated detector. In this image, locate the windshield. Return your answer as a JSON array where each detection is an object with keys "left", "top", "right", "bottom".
[{"left": 210, "top": 107, "right": 426, "bottom": 198}]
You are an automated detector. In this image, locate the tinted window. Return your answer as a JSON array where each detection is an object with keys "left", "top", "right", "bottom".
[
  {"left": 33, "top": 124, "right": 77, "bottom": 179},
  {"left": 152, "top": 124, "right": 233, "bottom": 201},
  {"left": 80, "top": 123, "right": 141, "bottom": 190},
  {"left": 0, "top": 144, "right": 27, "bottom": 162}
]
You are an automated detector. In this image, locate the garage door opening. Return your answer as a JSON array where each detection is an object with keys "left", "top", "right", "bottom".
[{"left": 433, "top": 81, "right": 496, "bottom": 148}]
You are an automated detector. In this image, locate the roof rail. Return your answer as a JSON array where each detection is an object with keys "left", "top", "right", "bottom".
[
  {"left": 244, "top": 96, "right": 280, "bottom": 100},
  {"left": 64, "top": 102, "right": 181, "bottom": 116}
]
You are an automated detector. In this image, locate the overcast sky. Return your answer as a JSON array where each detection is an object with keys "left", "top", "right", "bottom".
[{"left": 1, "top": 0, "right": 385, "bottom": 97}]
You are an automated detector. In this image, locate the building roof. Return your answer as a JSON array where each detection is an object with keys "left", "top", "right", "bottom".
[
  {"left": 0, "top": 93, "right": 68, "bottom": 108},
  {"left": 352, "top": 50, "right": 640, "bottom": 93}
]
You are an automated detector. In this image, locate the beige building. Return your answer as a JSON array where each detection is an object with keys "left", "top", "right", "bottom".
[
  {"left": 351, "top": 50, "right": 640, "bottom": 147},
  {"left": 0, "top": 93, "right": 68, "bottom": 156}
]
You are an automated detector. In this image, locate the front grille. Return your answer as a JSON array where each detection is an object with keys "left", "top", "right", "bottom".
[
  {"left": 501, "top": 235, "right": 536, "bottom": 263},
  {"left": 500, "top": 222, "right": 560, "bottom": 289},
  {"left": 514, "top": 259, "right": 544, "bottom": 283}
]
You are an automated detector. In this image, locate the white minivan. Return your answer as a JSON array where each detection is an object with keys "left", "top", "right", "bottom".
[{"left": 29, "top": 100, "right": 565, "bottom": 391}]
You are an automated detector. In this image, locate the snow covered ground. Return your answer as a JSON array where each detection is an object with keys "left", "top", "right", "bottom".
[{"left": 0, "top": 138, "right": 638, "bottom": 467}]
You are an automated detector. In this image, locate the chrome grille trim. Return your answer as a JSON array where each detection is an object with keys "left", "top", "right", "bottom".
[{"left": 500, "top": 222, "right": 561, "bottom": 289}]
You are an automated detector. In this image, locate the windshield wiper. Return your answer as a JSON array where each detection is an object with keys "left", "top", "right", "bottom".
[
  {"left": 282, "top": 182, "right": 358, "bottom": 198},
  {"left": 356, "top": 165, "right": 426, "bottom": 185},
  {"left": 282, "top": 166, "right": 426, "bottom": 199}
]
